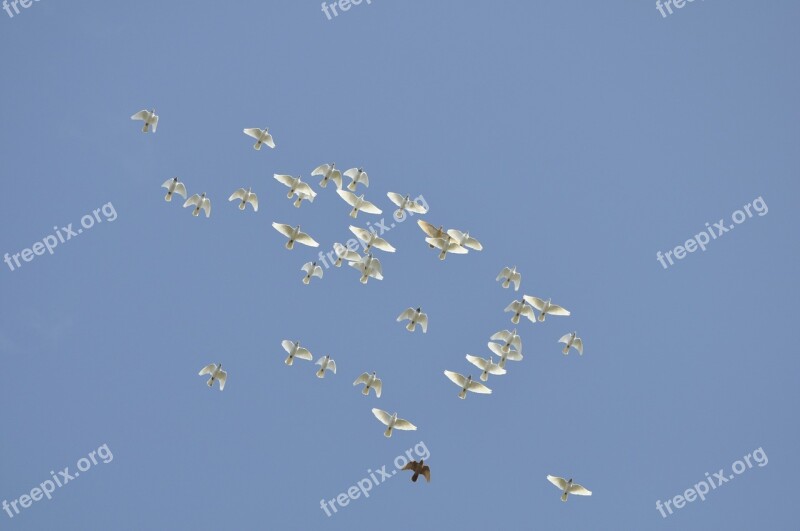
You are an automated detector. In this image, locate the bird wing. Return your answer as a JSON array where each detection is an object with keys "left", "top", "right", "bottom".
[
  {"left": 243, "top": 128, "right": 262, "bottom": 139},
  {"left": 505, "top": 350, "right": 523, "bottom": 361},
  {"left": 302, "top": 262, "right": 314, "bottom": 275},
  {"left": 519, "top": 304, "right": 535, "bottom": 321},
  {"left": 349, "top": 225, "right": 371, "bottom": 242},
  {"left": 401, "top": 461, "right": 418, "bottom": 471},
  {"left": 425, "top": 237, "right": 446, "bottom": 250},
  {"left": 328, "top": 360, "right": 336, "bottom": 374},
  {"left": 393, "top": 418, "right": 416, "bottom": 431},
  {"left": 465, "top": 354, "right": 487, "bottom": 370},
  {"left": 406, "top": 200, "right": 428, "bottom": 214},
  {"left": 329, "top": 171, "right": 342, "bottom": 189},
  {"left": 313, "top": 265, "right": 323, "bottom": 278},
  {"left": 487, "top": 363, "right": 507, "bottom": 375},
  {"left": 447, "top": 242, "right": 469, "bottom": 254},
  {"left": 569, "top": 484, "right": 591, "bottom": 496},
  {"left": 343, "top": 168, "right": 359, "bottom": 179},
  {"left": 546, "top": 304, "right": 570, "bottom": 316},
  {"left": 467, "top": 380, "right": 492, "bottom": 394},
  {"left": 558, "top": 333, "right": 573, "bottom": 344},
  {"left": 372, "top": 378, "right": 382, "bottom": 397},
  {"left": 510, "top": 272, "right": 521, "bottom": 291},
  {"left": 353, "top": 372, "right": 370, "bottom": 385},
  {"left": 358, "top": 199, "right": 382, "bottom": 215},
  {"left": 281, "top": 340, "right": 294, "bottom": 354},
  {"left": 370, "top": 237, "right": 396, "bottom": 253},
  {"left": 446, "top": 229, "right": 466, "bottom": 244},
  {"left": 359, "top": 172, "right": 369, "bottom": 187},
  {"left": 311, "top": 163, "right": 331, "bottom": 176},
  {"left": 336, "top": 189, "right": 358, "bottom": 207},
  {"left": 573, "top": 338, "right": 583, "bottom": 355},
  {"left": 198, "top": 363, "right": 216, "bottom": 376},
  {"left": 418, "top": 313, "right": 428, "bottom": 333},
  {"left": 272, "top": 223, "right": 294, "bottom": 238},
  {"left": 173, "top": 182, "right": 187, "bottom": 199},
  {"left": 504, "top": 300, "right": 521, "bottom": 313},
  {"left": 201, "top": 198, "right": 211, "bottom": 218},
  {"left": 444, "top": 370, "right": 466, "bottom": 387},
  {"left": 315, "top": 356, "right": 326, "bottom": 367},
  {"left": 294, "top": 182, "right": 314, "bottom": 197},
  {"left": 417, "top": 220, "right": 440, "bottom": 238},
  {"left": 229, "top": 188, "right": 246, "bottom": 202},
  {"left": 386, "top": 192, "right": 404, "bottom": 207},
  {"left": 491, "top": 330, "right": 511, "bottom": 342},
  {"left": 487, "top": 342, "right": 505, "bottom": 357},
  {"left": 183, "top": 194, "right": 200, "bottom": 208},
  {"left": 216, "top": 370, "right": 227, "bottom": 390},
  {"left": 273, "top": 174, "right": 296, "bottom": 188},
  {"left": 295, "top": 347, "right": 313, "bottom": 361},
  {"left": 464, "top": 236, "right": 482, "bottom": 251},
  {"left": 262, "top": 133, "right": 275, "bottom": 148},
  {"left": 161, "top": 178, "right": 175, "bottom": 189},
  {"left": 131, "top": 110, "right": 149, "bottom": 120},
  {"left": 421, "top": 466, "right": 431, "bottom": 482},
  {"left": 547, "top": 476, "right": 568, "bottom": 490},
  {"left": 368, "top": 257, "right": 383, "bottom": 278},
  {"left": 523, "top": 295, "right": 546, "bottom": 311},
  {"left": 397, "top": 308, "right": 415, "bottom": 321},
  {"left": 295, "top": 232, "right": 319, "bottom": 247},
  {"left": 497, "top": 267, "right": 511, "bottom": 281},
  {"left": 372, "top": 408, "right": 392, "bottom": 426}
]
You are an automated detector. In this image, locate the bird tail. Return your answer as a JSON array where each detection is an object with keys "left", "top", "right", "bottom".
[
  {"left": 502, "top": 279, "right": 510, "bottom": 288},
  {"left": 511, "top": 314, "right": 520, "bottom": 324},
  {"left": 142, "top": 124, "right": 149, "bottom": 132},
  {"left": 563, "top": 346, "right": 570, "bottom": 355},
  {"left": 254, "top": 142, "right": 261, "bottom": 150},
  {"left": 287, "top": 191, "right": 294, "bottom": 198},
  {"left": 348, "top": 181, "right": 356, "bottom": 191},
  {"left": 164, "top": 193, "right": 172, "bottom": 202},
  {"left": 498, "top": 358, "right": 506, "bottom": 369},
  {"left": 384, "top": 427, "right": 393, "bottom": 437},
  {"left": 561, "top": 492, "right": 568, "bottom": 502},
  {"left": 207, "top": 378, "right": 213, "bottom": 387},
  {"left": 285, "top": 356, "right": 293, "bottom": 366},
  {"left": 303, "top": 276, "right": 310, "bottom": 285},
  {"left": 412, "top": 473, "right": 419, "bottom": 482},
  {"left": 362, "top": 386, "right": 369, "bottom": 395},
  {"left": 360, "top": 274, "right": 368, "bottom": 284},
  {"left": 438, "top": 250, "right": 447, "bottom": 260},
  {"left": 458, "top": 389, "right": 466, "bottom": 399},
  {"left": 319, "top": 179, "right": 327, "bottom": 188},
  {"left": 316, "top": 368, "right": 325, "bottom": 378},
  {"left": 350, "top": 209, "right": 358, "bottom": 218},
  {"left": 294, "top": 198, "right": 302, "bottom": 208},
  {"left": 239, "top": 202, "right": 246, "bottom": 210},
  {"left": 406, "top": 322, "right": 414, "bottom": 332},
  {"left": 539, "top": 313, "right": 546, "bottom": 322},
  {"left": 192, "top": 209, "right": 200, "bottom": 217},
  {"left": 286, "top": 240, "right": 294, "bottom": 250},
  {"left": 334, "top": 258, "right": 342, "bottom": 267},
  {"left": 480, "top": 371, "right": 489, "bottom": 382}
]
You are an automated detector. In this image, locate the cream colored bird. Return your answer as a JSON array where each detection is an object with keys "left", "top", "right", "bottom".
[
  {"left": 131, "top": 109, "right": 158, "bottom": 133},
  {"left": 426, "top": 236, "right": 468, "bottom": 260},
  {"left": 301, "top": 261, "right": 323, "bottom": 284},
  {"left": 446, "top": 229, "right": 483, "bottom": 251},
  {"left": 371, "top": 408, "right": 416, "bottom": 438},
  {"left": 161, "top": 177, "right": 187, "bottom": 202},
  {"left": 183, "top": 193, "right": 211, "bottom": 218},
  {"left": 336, "top": 190, "right": 382, "bottom": 218},
  {"left": 344, "top": 167, "right": 369, "bottom": 191},
  {"left": 496, "top": 266, "right": 522, "bottom": 291},
  {"left": 443, "top": 371, "right": 492, "bottom": 399},
  {"left": 272, "top": 223, "right": 319, "bottom": 250},
  {"left": 387, "top": 192, "right": 428, "bottom": 219},
  {"left": 547, "top": 476, "right": 592, "bottom": 502},
  {"left": 198, "top": 363, "right": 226, "bottom": 390},
  {"left": 354, "top": 372, "right": 382, "bottom": 397},
  {"left": 228, "top": 187, "right": 258, "bottom": 212},
  {"left": 465, "top": 354, "right": 506, "bottom": 381},
  {"left": 293, "top": 188, "right": 317, "bottom": 208},
  {"left": 490, "top": 329, "right": 522, "bottom": 353},
  {"left": 312, "top": 163, "right": 342, "bottom": 189},
  {"left": 523, "top": 295, "right": 570, "bottom": 322},
  {"left": 282, "top": 340, "right": 313, "bottom": 366},
  {"left": 417, "top": 220, "right": 447, "bottom": 248},
  {"left": 349, "top": 253, "right": 383, "bottom": 284},
  {"left": 558, "top": 332, "right": 583, "bottom": 355},
  {"left": 243, "top": 127, "right": 275, "bottom": 150},
  {"left": 487, "top": 341, "right": 523, "bottom": 369},
  {"left": 349, "top": 226, "right": 396, "bottom": 253},
  {"left": 315, "top": 355, "right": 337, "bottom": 378},
  {"left": 397, "top": 307, "right": 428, "bottom": 333},
  {"left": 504, "top": 299, "right": 536, "bottom": 324},
  {"left": 274, "top": 174, "right": 314, "bottom": 199},
  {"left": 333, "top": 242, "right": 361, "bottom": 267}
]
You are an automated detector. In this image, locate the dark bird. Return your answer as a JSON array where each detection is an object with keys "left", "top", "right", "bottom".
[{"left": 402, "top": 460, "right": 431, "bottom": 483}]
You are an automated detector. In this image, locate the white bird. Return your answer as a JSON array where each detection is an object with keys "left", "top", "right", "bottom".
[
  {"left": 487, "top": 341, "right": 523, "bottom": 369},
  {"left": 336, "top": 190, "right": 382, "bottom": 218},
  {"left": 274, "top": 174, "right": 314, "bottom": 199},
  {"left": 333, "top": 242, "right": 360, "bottom": 267},
  {"left": 496, "top": 266, "right": 522, "bottom": 291},
  {"left": 349, "top": 253, "right": 383, "bottom": 284},
  {"left": 228, "top": 187, "right": 258, "bottom": 212},
  {"left": 198, "top": 363, "right": 226, "bottom": 390},
  {"left": 315, "top": 355, "right": 337, "bottom": 378},
  {"left": 372, "top": 408, "right": 416, "bottom": 438},
  {"left": 524, "top": 296, "right": 571, "bottom": 322},
  {"left": 183, "top": 193, "right": 211, "bottom": 218},
  {"left": 547, "top": 476, "right": 592, "bottom": 502},
  {"left": 465, "top": 354, "right": 507, "bottom": 381},
  {"left": 354, "top": 372, "right": 382, "bottom": 397},
  {"left": 443, "top": 370, "right": 492, "bottom": 399},
  {"left": 387, "top": 192, "right": 428, "bottom": 219},
  {"left": 131, "top": 109, "right": 158, "bottom": 133},
  {"left": 446, "top": 229, "right": 483, "bottom": 251},
  {"left": 426, "top": 235, "right": 468, "bottom": 260},
  {"left": 490, "top": 329, "right": 522, "bottom": 353},
  {"left": 558, "top": 332, "right": 583, "bottom": 355},
  {"left": 282, "top": 340, "right": 313, "bottom": 366},
  {"left": 301, "top": 261, "right": 323, "bottom": 284},
  {"left": 161, "top": 177, "right": 187, "bottom": 202},
  {"left": 344, "top": 167, "right": 369, "bottom": 191},
  {"left": 293, "top": 188, "right": 317, "bottom": 208},
  {"left": 312, "top": 163, "right": 342, "bottom": 189},
  {"left": 243, "top": 127, "right": 275, "bottom": 150},
  {"left": 504, "top": 299, "right": 536, "bottom": 324},
  {"left": 417, "top": 220, "right": 447, "bottom": 248},
  {"left": 272, "top": 223, "right": 319, "bottom": 250},
  {"left": 349, "top": 226, "right": 396, "bottom": 253},
  {"left": 397, "top": 307, "right": 428, "bottom": 333}
]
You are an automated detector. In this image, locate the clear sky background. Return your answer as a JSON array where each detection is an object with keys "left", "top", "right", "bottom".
[{"left": 1, "top": 1, "right": 798, "bottom": 529}]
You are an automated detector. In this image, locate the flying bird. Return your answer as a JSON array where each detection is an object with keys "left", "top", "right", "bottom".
[
  {"left": 183, "top": 193, "right": 211, "bottom": 218},
  {"left": 465, "top": 354, "right": 507, "bottom": 381},
  {"left": 293, "top": 188, "right": 317, "bottom": 208},
  {"left": 243, "top": 127, "right": 275, "bottom": 150},
  {"left": 333, "top": 242, "right": 361, "bottom": 267},
  {"left": 344, "top": 167, "right": 369, "bottom": 191},
  {"left": 282, "top": 340, "right": 313, "bottom": 366},
  {"left": 402, "top": 460, "right": 431, "bottom": 483},
  {"left": 487, "top": 342, "right": 523, "bottom": 369},
  {"left": 161, "top": 177, "right": 187, "bottom": 202},
  {"left": 131, "top": 109, "right": 158, "bottom": 133},
  {"left": 349, "top": 253, "right": 383, "bottom": 284},
  {"left": 353, "top": 372, "right": 382, "bottom": 397},
  {"left": 387, "top": 193, "right": 428, "bottom": 219},
  {"left": 426, "top": 236, "right": 468, "bottom": 260},
  {"left": 397, "top": 307, "right": 428, "bottom": 333},
  {"left": 349, "top": 226, "right": 396, "bottom": 253},
  {"left": 371, "top": 408, "right": 416, "bottom": 438},
  {"left": 558, "top": 332, "right": 583, "bottom": 355},
  {"left": 312, "top": 163, "right": 342, "bottom": 189},
  {"left": 274, "top": 174, "right": 314, "bottom": 199},
  {"left": 315, "top": 355, "right": 337, "bottom": 378},
  {"left": 336, "top": 190, "right": 382, "bottom": 218},
  {"left": 301, "top": 261, "right": 323, "bottom": 284},
  {"left": 523, "top": 296, "right": 570, "bottom": 322},
  {"left": 228, "top": 187, "right": 258, "bottom": 212},
  {"left": 490, "top": 329, "right": 522, "bottom": 353},
  {"left": 417, "top": 220, "right": 447, "bottom": 248},
  {"left": 443, "top": 370, "right": 492, "bottom": 399},
  {"left": 272, "top": 223, "right": 319, "bottom": 249},
  {"left": 547, "top": 476, "right": 592, "bottom": 502},
  {"left": 198, "top": 363, "right": 226, "bottom": 391},
  {"left": 446, "top": 229, "right": 483, "bottom": 251},
  {"left": 504, "top": 299, "right": 536, "bottom": 324},
  {"left": 496, "top": 266, "right": 522, "bottom": 291}
]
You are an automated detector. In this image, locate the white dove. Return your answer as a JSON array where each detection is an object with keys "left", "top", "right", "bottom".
[
  {"left": 312, "top": 163, "right": 342, "bottom": 189},
  {"left": 426, "top": 236, "right": 468, "bottom": 260},
  {"left": 183, "top": 193, "right": 211, "bottom": 218},
  {"left": 349, "top": 225, "right": 396, "bottom": 253},
  {"left": 372, "top": 408, "right": 416, "bottom": 438},
  {"left": 161, "top": 177, "right": 187, "bottom": 202},
  {"left": 387, "top": 192, "right": 428, "bottom": 219},
  {"left": 490, "top": 329, "right": 522, "bottom": 353},
  {"left": 354, "top": 372, "right": 382, "bottom": 397},
  {"left": 282, "top": 340, "right": 313, "bottom": 366},
  {"left": 417, "top": 220, "right": 447, "bottom": 248},
  {"left": 446, "top": 229, "right": 483, "bottom": 251},
  {"left": 547, "top": 476, "right": 592, "bottom": 502},
  {"left": 487, "top": 341, "right": 523, "bottom": 369},
  {"left": 336, "top": 190, "right": 382, "bottom": 218},
  {"left": 272, "top": 223, "right": 319, "bottom": 250},
  {"left": 243, "top": 127, "right": 275, "bottom": 150},
  {"left": 344, "top": 167, "right": 369, "bottom": 191},
  {"left": 198, "top": 363, "right": 226, "bottom": 390},
  {"left": 443, "top": 370, "right": 492, "bottom": 399},
  {"left": 558, "top": 332, "right": 583, "bottom": 355},
  {"left": 523, "top": 296, "right": 570, "bottom": 322},
  {"left": 131, "top": 109, "right": 158, "bottom": 133},
  {"left": 349, "top": 253, "right": 383, "bottom": 284},
  {"left": 505, "top": 299, "right": 536, "bottom": 324},
  {"left": 465, "top": 354, "right": 507, "bottom": 381},
  {"left": 301, "top": 261, "right": 323, "bottom": 284},
  {"left": 228, "top": 187, "right": 258, "bottom": 212},
  {"left": 315, "top": 355, "right": 337, "bottom": 378},
  {"left": 293, "top": 188, "right": 317, "bottom": 208},
  {"left": 496, "top": 266, "right": 522, "bottom": 291},
  {"left": 274, "top": 174, "right": 314, "bottom": 199},
  {"left": 333, "top": 242, "right": 360, "bottom": 267},
  {"left": 397, "top": 307, "right": 428, "bottom": 333}
]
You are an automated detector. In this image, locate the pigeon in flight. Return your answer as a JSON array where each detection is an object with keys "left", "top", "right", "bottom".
[
  {"left": 198, "top": 363, "right": 226, "bottom": 391},
  {"left": 333, "top": 242, "right": 361, "bottom": 267},
  {"left": 344, "top": 167, "right": 369, "bottom": 191},
  {"left": 131, "top": 109, "right": 158, "bottom": 133},
  {"left": 282, "top": 340, "right": 313, "bottom": 366},
  {"left": 301, "top": 261, "right": 323, "bottom": 284},
  {"left": 465, "top": 354, "right": 507, "bottom": 381},
  {"left": 446, "top": 229, "right": 483, "bottom": 251},
  {"left": 504, "top": 299, "right": 536, "bottom": 324},
  {"left": 274, "top": 174, "right": 314, "bottom": 199},
  {"left": 417, "top": 220, "right": 447, "bottom": 248},
  {"left": 161, "top": 177, "right": 187, "bottom": 202},
  {"left": 558, "top": 332, "right": 583, "bottom": 355},
  {"left": 487, "top": 342, "right": 523, "bottom": 369},
  {"left": 228, "top": 187, "right": 258, "bottom": 212},
  {"left": 315, "top": 355, "right": 337, "bottom": 378},
  {"left": 243, "top": 127, "right": 275, "bottom": 150},
  {"left": 547, "top": 476, "right": 592, "bottom": 502},
  {"left": 402, "top": 460, "right": 431, "bottom": 483},
  {"left": 312, "top": 163, "right": 342, "bottom": 189},
  {"left": 524, "top": 296, "right": 570, "bottom": 322},
  {"left": 371, "top": 408, "right": 416, "bottom": 438},
  {"left": 353, "top": 372, "right": 382, "bottom": 397},
  {"left": 397, "top": 307, "right": 428, "bottom": 333},
  {"left": 293, "top": 188, "right": 317, "bottom": 208},
  {"left": 272, "top": 223, "right": 319, "bottom": 250},
  {"left": 349, "top": 226, "right": 396, "bottom": 253},
  {"left": 349, "top": 253, "right": 383, "bottom": 284},
  {"left": 387, "top": 193, "right": 428, "bottom": 219},
  {"left": 490, "top": 329, "right": 522, "bottom": 354},
  {"left": 443, "top": 370, "right": 492, "bottom": 399},
  {"left": 336, "top": 190, "right": 382, "bottom": 218},
  {"left": 183, "top": 193, "right": 211, "bottom": 218},
  {"left": 426, "top": 235, "right": 468, "bottom": 260},
  {"left": 496, "top": 266, "right": 521, "bottom": 291}
]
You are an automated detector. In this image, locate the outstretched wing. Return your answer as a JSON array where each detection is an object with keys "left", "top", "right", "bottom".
[
  {"left": 569, "top": 483, "right": 591, "bottom": 496},
  {"left": 272, "top": 223, "right": 294, "bottom": 238},
  {"left": 370, "top": 237, "right": 396, "bottom": 253},
  {"left": 573, "top": 338, "right": 583, "bottom": 355},
  {"left": 386, "top": 192, "right": 404, "bottom": 207},
  {"left": 243, "top": 128, "right": 262, "bottom": 140},
  {"left": 547, "top": 475, "right": 568, "bottom": 490},
  {"left": 546, "top": 304, "right": 570, "bottom": 316},
  {"left": 372, "top": 378, "right": 382, "bottom": 397},
  {"left": 295, "top": 232, "right": 319, "bottom": 247},
  {"left": 246, "top": 193, "right": 258, "bottom": 211},
  {"left": 173, "top": 182, "right": 187, "bottom": 199},
  {"left": 406, "top": 200, "right": 428, "bottom": 214},
  {"left": 131, "top": 110, "right": 149, "bottom": 121},
  {"left": 183, "top": 194, "right": 200, "bottom": 208},
  {"left": 358, "top": 199, "right": 382, "bottom": 215},
  {"left": 229, "top": 188, "right": 246, "bottom": 202},
  {"left": 558, "top": 333, "right": 573, "bottom": 344},
  {"left": 336, "top": 189, "right": 358, "bottom": 207},
  {"left": 497, "top": 267, "right": 512, "bottom": 281},
  {"left": 443, "top": 370, "right": 466, "bottom": 387},
  {"left": 417, "top": 220, "right": 440, "bottom": 238},
  {"left": 198, "top": 363, "right": 216, "bottom": 376},
  {"left": 465, "top": 354, "right": 487, "bottom": 370},
  {"left": 201, "top": 198, "right": 211, "bottom": 218},
  {"left": 523, "top": 295, "right": 546, "bottom": 311},
  {"left": 295, "top": 347, "right": 312, "bottom": 361},
  {"left": 393, "top": 418, "right": 416, "bottom": 431},
  {"left": 302, "top": 262, "right": 315, "bottom": 275},
  {"left": 397, "top": 308, "right": 415, "bottom": 321},
  {"left": 281, "top": 340, "right": 295, "bottom": 354},
  {"left": 312, "top": 163, "right": 331, "bottom": 176},
  {"left": 273, "top": 174, "right": 296, "bottom": 187},
  {"left": 372, "top": 408, "right": 392, "bottom": 426},
  {"left": 216, "top": 370, "right": 227, "bottom": 391},
  {"left": 327, "top": 360, "right": 336, "bottom": 374},
  {"left": 467, "top": 380, "right": 492, "bottom": 394},
  {"left": 417, "top": 313, "right": 428, "bottom": 333}
]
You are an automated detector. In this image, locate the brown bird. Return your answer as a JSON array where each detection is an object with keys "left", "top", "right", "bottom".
[{"left": 402, "top": 460, "right": 431, "bottom": 483}]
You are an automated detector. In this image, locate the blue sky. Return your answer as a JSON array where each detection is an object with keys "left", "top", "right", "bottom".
[{"left": 1, "top": 1, "right": 798, "bottom": 529}]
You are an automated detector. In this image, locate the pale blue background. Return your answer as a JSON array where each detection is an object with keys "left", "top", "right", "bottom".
[{"left": 1, "top": 1, "right": 798, "bottom": 529}]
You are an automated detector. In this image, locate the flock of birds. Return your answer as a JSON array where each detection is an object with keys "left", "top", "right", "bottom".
[{"left": 132, "top": 108, "right": 592, "bottom": 500}]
